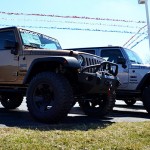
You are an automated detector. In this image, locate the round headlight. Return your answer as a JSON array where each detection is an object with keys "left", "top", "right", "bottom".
[{"left": 78, "top": 55, "right": 85, "bottom": 66}]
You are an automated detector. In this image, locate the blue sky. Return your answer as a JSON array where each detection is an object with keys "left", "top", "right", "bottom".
[{"left": 0, "top": 0, "right": 150, "bottom": 62}]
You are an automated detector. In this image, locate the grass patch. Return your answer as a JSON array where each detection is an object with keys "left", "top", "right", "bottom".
[{"left": 0, "top": 122, "right": 150, "bottom": 150}]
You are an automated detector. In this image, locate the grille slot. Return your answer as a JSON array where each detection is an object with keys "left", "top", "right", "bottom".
[{"left": 84, "top": 57, "right": 101, "bottom": 73}]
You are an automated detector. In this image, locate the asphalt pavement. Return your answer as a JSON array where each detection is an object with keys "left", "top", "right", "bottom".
[{"left": 0, "top": 99, "right": 149, "bottom": 128}]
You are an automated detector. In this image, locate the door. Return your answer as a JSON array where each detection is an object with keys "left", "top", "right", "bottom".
[
  {"left": 100, "top": 48, "right": 129, "bottom": 89},
  {"left": 0, "top": 30, "right": 19, "bottom": 82}
]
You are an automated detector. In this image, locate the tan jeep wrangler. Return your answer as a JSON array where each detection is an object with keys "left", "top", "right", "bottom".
[{"left": 0, "top": 26, "right": 119, "bottom": 123}]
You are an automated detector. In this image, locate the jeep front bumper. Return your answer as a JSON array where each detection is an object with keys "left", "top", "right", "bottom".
[{"left": 77, "top": 61, "right": 120, "bottom": 95}]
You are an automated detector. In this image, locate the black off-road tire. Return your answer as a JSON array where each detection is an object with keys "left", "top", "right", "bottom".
[
  {"left": 0, "top": 94, "right": 23, "bottom": 109},
  {"left": 78, "top": 91, "right": 116, "bottom": 117},
  {"left": 124, "top": 99, "right": 136, "bottom": 106},
  {"left": 142, "top": 86, "right": 150, "bottom": 114},
  {"left": 26, "top": 72, "right": 74, "bottom": 123}
]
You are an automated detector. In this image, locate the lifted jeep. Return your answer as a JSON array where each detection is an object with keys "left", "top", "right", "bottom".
[
  {"left": 0, "top": 27, "right": 119, "bottom": 123},
  {"left": 67, "top": 46, "right": 150, "bottom": 114}
]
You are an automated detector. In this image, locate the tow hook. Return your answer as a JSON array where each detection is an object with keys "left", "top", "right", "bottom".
[
  {"left": 105, "top": 80, "right": 112, "bottom": 96},
  {"left": 105, "top": 80, "right": 112, "bottom": 86}
]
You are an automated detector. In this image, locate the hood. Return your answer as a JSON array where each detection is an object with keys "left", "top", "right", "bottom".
[
  {"left": 23, "top": 48, "right": 105, "bottom": 67},
  {"left": 24, "top": 49, "right": 79, "bottom": 57},
  {"left": 131, "top": 63, "right": 150, "bottom": 69},
  {"left": 23, "top": 48, "right": 105, "bottom": 62}
]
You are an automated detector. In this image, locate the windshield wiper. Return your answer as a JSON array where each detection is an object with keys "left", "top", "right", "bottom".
[
  {"left": 24, "top": 43, "right": 42, "bottom": 49},
  {"left": 130, "top": 60, "right": 136, "bottom": 63},
  {"left": 130, "top": 60, "right": 142, "bottom": 64}
]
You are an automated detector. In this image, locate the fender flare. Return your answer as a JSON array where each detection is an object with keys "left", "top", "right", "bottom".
[
  {"left": 23, "top": 56, "right": 80, "bottom": 84},
  {"left": 136, "top": 72, "right": 150, "bottom": 91}
]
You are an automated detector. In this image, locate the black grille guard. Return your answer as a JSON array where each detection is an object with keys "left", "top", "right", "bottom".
[{"left": 81, "top": 61, "right": 118, "bottom": 76}]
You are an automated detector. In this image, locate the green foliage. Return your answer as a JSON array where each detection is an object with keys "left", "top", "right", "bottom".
[{"left": 0, "top": 122, "right": 150, "bottom": 150}]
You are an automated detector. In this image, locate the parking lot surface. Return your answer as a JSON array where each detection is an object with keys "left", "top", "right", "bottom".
[{"left": 0, "top": 99, "right": 149, "bottom": 128}]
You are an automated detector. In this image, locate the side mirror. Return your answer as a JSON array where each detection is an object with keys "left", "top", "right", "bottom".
[
  {"left": 4, "top": 40, "right": 18, "bottom": 55},
  {"left": 117, "top": 57, "right": 127, "bottom": 68}
]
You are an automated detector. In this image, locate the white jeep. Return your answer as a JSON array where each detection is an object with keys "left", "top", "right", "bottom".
[{"left": 67, "top": 46, "right": 150, "bottom": 115}]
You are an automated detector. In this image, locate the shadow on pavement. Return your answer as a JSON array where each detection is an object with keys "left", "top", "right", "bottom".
[
  {"left": 112, "top": 109, "right": 150, "bottom": 119},
  {"left": 0, "top": 105, "right": 149, "bottom": 130},
  {"left": 0, "top": 107, "right": 113, "bottom": 130},
  {"left": 115, "top": 103, "right": 144, "bottom": 110}
]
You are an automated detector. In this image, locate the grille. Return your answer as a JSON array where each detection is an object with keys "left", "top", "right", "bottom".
[{"left": 85, "top": 57, "right": 101, "bottom": 73}]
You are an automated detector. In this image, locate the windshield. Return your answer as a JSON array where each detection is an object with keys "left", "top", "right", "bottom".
[
  {"left": 19, "top": 28, "right": 62, "bottom": 50},
  {"left": 125, "top": 48, "right": 143, "bottom": 64}
]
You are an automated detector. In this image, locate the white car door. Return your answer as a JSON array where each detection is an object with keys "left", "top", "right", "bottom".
[{"left": 100, "top": 48, "right": 129, "bottom": 89}]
